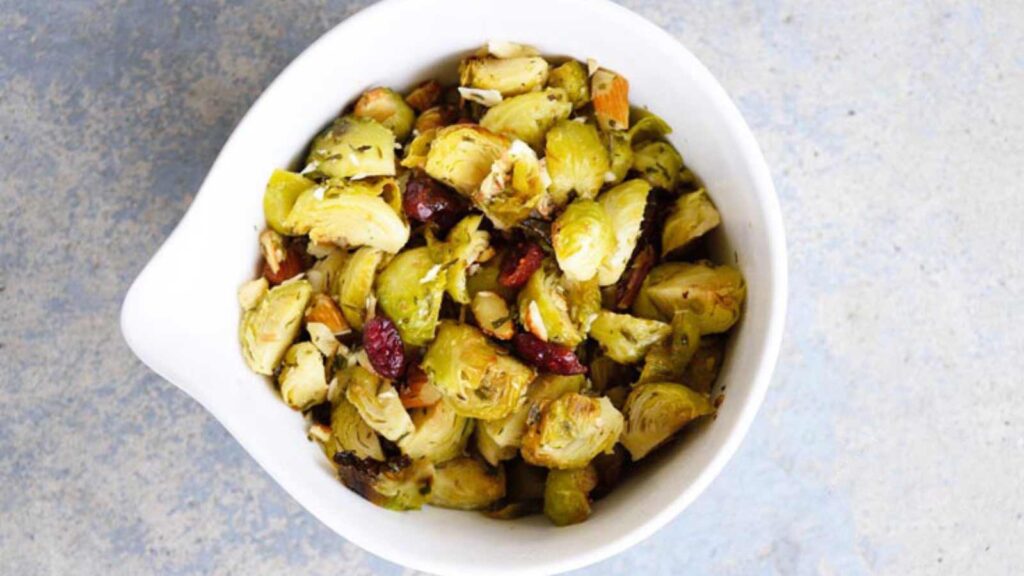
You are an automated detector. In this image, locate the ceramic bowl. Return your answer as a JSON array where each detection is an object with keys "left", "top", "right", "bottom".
[{"left": 121, "top": 0, "right": 787, "bottom": 573}]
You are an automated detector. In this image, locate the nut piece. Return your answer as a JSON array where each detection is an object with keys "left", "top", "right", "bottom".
[
  {"left": 237, "top": 277, "right": 269, "bottom": 310},
  {"left": 591, "top": 69, "right": 629, "bottom": 131},
  {"left": 305, "top": 293, "right": 350, "bottom": 335},
  {"left": 406, "top": 79, "right": 443, "bottom": 112},
  {"left": 471, "top": 291, "right": 515, "bottom": 340}
]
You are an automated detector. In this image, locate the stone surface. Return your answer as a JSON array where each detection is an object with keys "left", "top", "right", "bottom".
[{"left": 1, "top": 1, "right": 1022, "bottom": 574}]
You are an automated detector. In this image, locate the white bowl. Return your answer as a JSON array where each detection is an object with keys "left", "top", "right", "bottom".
[{"left": 121, "top": 0, "right": 787, "bottom": 573}]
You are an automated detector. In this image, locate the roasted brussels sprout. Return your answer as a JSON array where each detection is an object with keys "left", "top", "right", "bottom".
[
  {"left": 398, "top": 400, "right": 474, "bottom": 462},
  {"left": 460, "top": 56, "right": 550, "bottom": 96},
  {"left": 563, "top": 276, "right": 602, "bottom": 335},
  {"left": 661, "top": 189, "right": 721, "bottom": 257},
  {"left": 631, "top": 261, "right": 746, "bottom": 334},
  {"left": 335, "top": 247, "right": 384, "bottom": 331},
  {"left": 543, "top": 466, "right": 598, "bottom": 526},
  {"left": 237, "top": 277, "right": 268, "bottom": 311},
  {"left": 545, "top": 120, "right": 611, "bottom": 206},
  {"left": 589, "top": 311, "right": 671, "bottom": 364},
  {"left": 604, "top": 131, "right": 633, "bottom": 186},
  {"left": 424, "top": 125, "right": 509, "bottom": 196},
  {"left": 240, "top": 279, "right": 312, "bottom": 375},
  {"left": 375, "top": 247, "right": 447, "bottom": 346},
  {"left": 470, "top": 291, "right": 515, "bottom": 340},
  {"left": 334, "top": 453, "right": 434, "bottom": 511},
  {"left": 588, "top": 355, "right": 630, "bottom": 392},
  {"left": 620, "top": 383, "right": 714, "bottom": 460},
  {"left": 516, "top": 261, "right": 583, "bottom": 346},
  {"left": 591, "top": 69, "right": 629, "bottom": 131},
  {"left": 480, "top": 89, "right": 572, "bottom": 150},
  {"left": 306, "top": 248, "right": 349, "bottom": 296},
  {"left": 596, "top": 179, "right": 651, "bottom": 286},
  {"left": 474, "top": 139, "right": 546, "bottom": 230},
  {"left": 551, "top": 199, "right": 615, "bottom": 282},
  {"left": 626, "top": 112, "right": 672, "bottom": 144},
  {"left": 307, "top": 116, "right": 396, "bottom": 179},
  {"left": 264, "top": 169, "right": 315, "bottom": 235},
  {"left": 342, "top": 365, "right": 415, "bottom": 443},
  {"left": 547, "top": 60, "right": 590, "bottom": 109},
  {"left": 638, "top": 310, "right": 702, "bottom": 385},
  {"left": 632, "top": 141, "right": 684, "bottom": 190},
  {"left": 476, "top": 374, "right": 586, "bottom": 466},
  {"left": 278, "top": 342, "right": 328, "bottom": 410},
  {"left": 428, "top": 457, "right": 506, "bottom": 510},
  {"left": 521, "top": 393, "right": 624, "bottom": 469},
  {"left": 405, "top": 79, "right": 443, "bottom": 112},
  {"left": 354, "top": 87, "right": 416, "bottom": 141},
  {"left": 466, "top": 250, "right": 518, "bottom": 301},
  {"left": 682, "top": 336, "right": 726, "bottom": 395},
  {"left": 327, "top": 396, "right": 384, "bottom": 462},
  {"left": 427, "top": 214, "right": 490, "bottom": 304},
  {"left": 421, "top": 322, "right": 534, "bottom": 420},
  {"left": 285, "top": 183, "right": 409, "bottom": 254},
  {"left": 400, "top": 128, "right": 437, "bottom": 170}
]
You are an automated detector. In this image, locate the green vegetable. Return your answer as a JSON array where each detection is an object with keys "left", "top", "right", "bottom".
[
  {"left": 398, "top": 400, "right": 474, "bottom": 463},
  {"left": 474, "top": 139, "right": 547, "bottom": 230},
  {"left": 327, "top": 397, "right": 384, "bottom": 462},
  {"left": 460, "top": 56, "right": 550, "bottom": 96},
  {"left": 638, "top": 310, "right": 702, "bottom": 385},
  {"left": 631, "top": 261, "right": 746, "bottom": 334},
  {"left": 632, "top": 141, "right": 683, "bottom": 190},
  {"left": 307, "top": 116, "right": 396, "bottom": 179},
  {"left": 552, "top": 199, "right": 615, "bottom": 282},
  {"left": 589, "top": 310, "right": 671, "bottom": 364},
  {"left": 596, "top": 179, "right": 650, "bottom": 286},
  {"left": 517, "top": 261, "right": 583, "bottom": 346},
  {"left": 375, "top": 247, "right": 447, "bottom": 346},
  {"left": 336, "top": 455, "right": 434, "bottom": 511},
  {"left": 661, "top": 188, "right": 721, "bottom": 257},
  {"left": 278, "top": 342, "right": 327, "bottom": 410},
  {"left": 263, "top": 169, "right": 315, "bottom": 235},
  {"left": 428, "top": 457, "right": 506, "bottom": 510},
  {"left": 343, "top": 365, "right": 415, "bottom": 443},
  {"left": 336, "top": 246, "right": 384, "bottom": 331},
  {"left": 620, "top": 383, "right": 714, "bottom": 460},
  {"left": 521, "top": 393, "right": 623, "bottom": 469},
  {"left": 353, "top": 87, "right": 416, "bottom": 141},
  {"left": 547, "top": 60, "right": 590, "bottom": 109},
  {"left": 425, "top": 125, "right": 509, "bottom": 196},
  {"left": 285, "top": 181, "right": 409, "bottom": 253},
  {"left": 240, "top": 279, "right": 312, "bottom": 375},
  {"left": 545, "top": 120, "right": 611, "bottom": 206},
  {"left": 543, "top": 466, "right": 597, "bottom": 526},
  {"left": 480, "top": 88, "right": 572, "bottom": 151},
  {"left": 426, "top": 214, "right": 491, "bottom": 304}
]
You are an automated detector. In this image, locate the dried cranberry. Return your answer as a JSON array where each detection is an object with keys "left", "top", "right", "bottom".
[
  {"left": 362, "top": 315, "right": 407, "bottom": 379},
  {"left": 262, "top": 244, "right": 306, "bottom": 286},
  {"left": 402, "top": 172, "right": 468, "bottom": 230},
  {"left": 498, "top": 240, "right": 544, "bottom": 289},
  {"left": 512, "top": 333, "right": 587, "bottom": 375}
]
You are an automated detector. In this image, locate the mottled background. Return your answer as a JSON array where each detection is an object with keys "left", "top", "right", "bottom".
[{"left": 1, "top": 0, "right": 1022, "bottom": 574}]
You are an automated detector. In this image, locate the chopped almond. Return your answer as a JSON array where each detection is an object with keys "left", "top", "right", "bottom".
[{"left": 592, "top": 69, "right": 629, "bottom": 131}]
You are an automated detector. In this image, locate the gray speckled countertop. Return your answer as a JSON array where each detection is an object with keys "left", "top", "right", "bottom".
[{"left": 2, "top": 1, "right": 1022, "bottom": 574}]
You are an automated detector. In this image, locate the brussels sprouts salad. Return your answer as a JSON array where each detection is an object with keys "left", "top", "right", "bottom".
[{"left": 238, "top": 41, "right": 745, "bottom": 526}]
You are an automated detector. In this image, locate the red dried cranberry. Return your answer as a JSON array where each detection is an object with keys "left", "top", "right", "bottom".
[
  {"left": 402, "top": 172, "right": 468, "bottom": 230},
  {"left": 262, "top": 244, "right": 306, "bottom": 286},
  {"left": 362, "top": 315, "right": 407, "bottom": 379},
  {"left": 498, "top": 241, "right": 544, "bottom": 289},
  {"left": 512, "top": 333, "right": 587, "bottom": 375}
]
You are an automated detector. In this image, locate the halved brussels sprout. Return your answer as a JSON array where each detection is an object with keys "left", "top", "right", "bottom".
[
  {"left": 627, "top": 112, "right": 672, "bottom": 144},
  {"left": 521, "top": 393, "right": 624, "bottom": 469},
  {"left": 375, "top": 247, "right": 447, "bottom": 346},
  {"left": 588, "top": 355, "right": 630, "bottom": 392},
  {"left": 307, "top": 116, "right": 396, "bottom": 179},
  {"left": 425, "top": 125, "right": 509, "bottom": 196},
  {"left": 238, "top": 277, "right": 269, "bottom": 311},
  {"left": 551, "top": 199, "right": 616, "bottom": 282},
  {"left": 240, "top": 279, "right": 312, "bottom": 375},
  {"left": 285, "top": 184, "right": 409, "bottom": 254},
  {"left": 327, "top": 396, "right": 384, "bottom": 462},
  {"left": 596, "top": 179, "right": 651, "bottom": 286},
  {"left": 398, "top": 400, "right": 473, "bottom": 463},
  {"left": 632, "top": 141, "right": 683, "bottom": 190},
  {"left": 477, "top": 374, "right": 586, "bottom": 466},
  {"left": 638, "top": 310, "right": 702, "bottom": 385},
  {"left": 459, "top": 56, "right": 550, "bottom": 96},
  {"left": 516, "top": 261, "right": 583, "bottom": 347},
  {"left": 621, "top": 383, "right": 714, "bottom": 460},
  {"left": 589, "top": 310, "right": 671, "bottom": 364},
  {"left": 682, "top": 336, "right": 726, "bottom": 395},
  {"left": 421, "top": 322, "right": 534, "bottom": 420},
  {"left": 563, "top": 276, "right": 602, "bottom": 335},
  {"left": 342, "top": 365, "right": 415, "bottom": 443},
  {"left": 353, "top": 87, "right": 416, "bottom": 141},
  {"left": 631, "top": 261, "right": 746, "bottom": 334},
  {"left": 264, "top": 169, "right": 315, "bottom": 235},
  {"left": 336, "top": 247, "right": 384, "bottom": 331},
  {"left": 466, "top": 249, "right": 517, "bottom": 301},
  {"left": 428, "top": 457, "right": 506, "bottom": 510},
  {"left": 547, "top": 60, "right": 590, "bottom": 109},
  {"left": 307, "top": 248, "right": 349, "bottom": 296},
  {"left": 470, "top": 291, "right": 515, "bottom": 340},
  {"left": 661, "top": 188, "right": 721, "bottom": 257},
  {"left": 479, "top": 89, "right": 572, "bottom": 151},
  {"left": 335, "top": 453, "right": 434, "bottom": 511},
  {"left": 545, "top": 120, "right": 611, "bottom": 206},
  {"left": 474, "top": 139, "right": 547, "bottom": 230},
  {"left": 605, "top": 131, "right": 633, "bottom": 186},
  {"left": 278, "top": 342, "right": 327, "bottom": 410},
  {"left": 400, "top": 128, "right": 437, "bottom": 169},
  {"left": 591, "top": 69, "right": 629, "bottom": 131},
  {"left": 426, "top": 214, "right": 490, "bottom": 304},
  {"left": 543, "top": 465, "right": 598, "bottom": 526}
]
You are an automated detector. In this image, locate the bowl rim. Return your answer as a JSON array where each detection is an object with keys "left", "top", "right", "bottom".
[{"left": 121, "top": 0, "right": 787, "bottom": 573}]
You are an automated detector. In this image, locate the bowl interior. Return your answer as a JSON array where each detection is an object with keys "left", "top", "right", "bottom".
[{"left": 120, "top": 0, "right": 785, "bottom": 574}]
